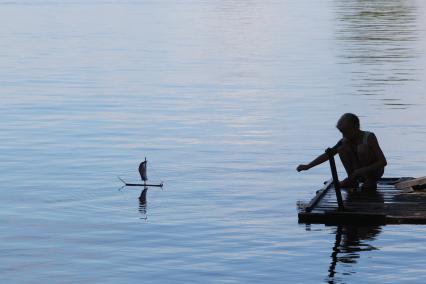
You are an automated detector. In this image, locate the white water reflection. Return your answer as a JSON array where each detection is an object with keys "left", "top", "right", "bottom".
[{"left": 334, "top": 0, "right": 424, "bottom": 108}]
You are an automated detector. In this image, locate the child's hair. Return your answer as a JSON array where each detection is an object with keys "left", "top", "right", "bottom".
[{"left": 337, "top": 113, "right": 360, "bottom": 129}]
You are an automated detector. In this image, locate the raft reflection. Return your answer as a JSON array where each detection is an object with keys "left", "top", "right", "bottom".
[
  {"left": 327, "top": 225, "right": 381, "bottom": 283},
  {"left": 326, "top": 189, "right": 384, "bottom": 282}
]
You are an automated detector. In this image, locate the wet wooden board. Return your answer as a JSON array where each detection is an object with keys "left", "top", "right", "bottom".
[
  {"left": 298, "top": 177, "right": 426, "bottom": 225},
  {"left": 395, "top": 176, "right": 426, "bottom": 190}
]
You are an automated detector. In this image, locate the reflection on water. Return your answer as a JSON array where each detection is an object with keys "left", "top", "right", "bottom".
[
  {"left": 326, "top": 188, "right": 384, "bottom": 282},
  {"left": 139, "top": 187, "right": 148, "bottom": 220},
  {"left": 335, "top": 0, "right": 421, "bottom": 107},
  {"left": 327, "top": 225, "right": 382, "bottom": 283}
]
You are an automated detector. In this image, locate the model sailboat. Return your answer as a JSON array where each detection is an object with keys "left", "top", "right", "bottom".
[{"left": 118, "top": 158, "right": 163, "bottom": 188}]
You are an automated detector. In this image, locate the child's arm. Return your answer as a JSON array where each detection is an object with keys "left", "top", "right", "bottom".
[
  {"left": 297, "top": 140, "right": 342, "bottom": 172},
  {"left": 297, "top": 153, "right": 329, "bottom": 171}
]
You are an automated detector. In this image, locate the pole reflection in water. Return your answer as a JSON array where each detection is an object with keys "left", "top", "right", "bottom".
[
  {"left": 326, "top": 189, "right": 384, "bottom": 283},
  {"left": 139, "top": 187, "right": 148, "bottom": 220},
  {"left": 327, "top": 225, "right": 381, "bottom": 284}
]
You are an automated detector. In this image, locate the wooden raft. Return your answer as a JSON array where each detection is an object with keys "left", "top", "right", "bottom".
[{"left": 298, "top": 177, "right": 426, "bottom": 225}]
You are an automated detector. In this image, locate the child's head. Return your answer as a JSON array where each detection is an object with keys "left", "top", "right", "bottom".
[{"left": 336, "top": 113, "right": 360, "bottom": 140}]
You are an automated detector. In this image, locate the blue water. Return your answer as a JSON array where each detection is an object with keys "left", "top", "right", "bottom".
[{"left": 1, "top": 1, "right": 426, "bottom": 283}]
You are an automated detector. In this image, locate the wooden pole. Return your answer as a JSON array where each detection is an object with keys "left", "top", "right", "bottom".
[{"left": 325, "top": 148, "right": 344, "bottom": 211}]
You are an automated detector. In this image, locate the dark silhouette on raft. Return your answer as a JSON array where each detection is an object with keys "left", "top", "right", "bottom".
[{"left": 297, "top": 113, "right": 387, "bottom": 190}]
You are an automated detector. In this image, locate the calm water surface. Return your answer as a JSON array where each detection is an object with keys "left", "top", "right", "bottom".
[{"left": 1, "top": 1, "right": 426, "bottom": 283}]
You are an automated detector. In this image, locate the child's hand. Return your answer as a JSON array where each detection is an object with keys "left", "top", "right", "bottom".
[
  {"left": 297, "top": 164, "right": 310, "bottom": 172},
  {"left": 349, "top": 169, "right": 362, "bottom": 180}
]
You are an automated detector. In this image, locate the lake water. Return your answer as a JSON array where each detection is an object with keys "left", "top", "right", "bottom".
[{"left": 1, "top": 1, "right": 426, "bottom": 283}]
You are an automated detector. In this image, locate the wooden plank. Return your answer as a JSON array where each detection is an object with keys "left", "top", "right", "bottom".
[
  {"left": 395, "top": 176, "right": 426, "bottom": 189},
  {"left": 298, "top": 211, "right": 386, "bottom": 225},
  {"left": 298, "top": 177, "right": 426, "bottom": 225},
  {"left": 304, "top": 180, "right": 333, "bottom": 213}
]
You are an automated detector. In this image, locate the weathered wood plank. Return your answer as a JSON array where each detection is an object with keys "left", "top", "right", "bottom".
[
  {"left": 304, "top": 180, "right": 333, "bottom": 213},
  {"left": 298, "top": 177, "right": 426, "bottom": 225},
  {"left": 395, "top": 176, "right": 426, "bottom": 189}
]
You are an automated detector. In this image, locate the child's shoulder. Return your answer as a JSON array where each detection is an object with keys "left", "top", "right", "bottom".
[{"left": 364, "top": 131, "right": 379, "bottom": 144}]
